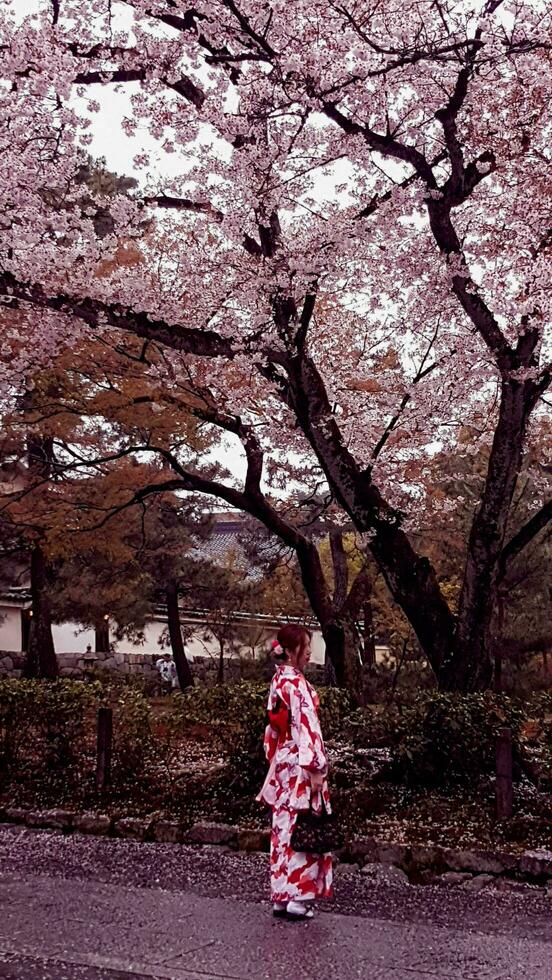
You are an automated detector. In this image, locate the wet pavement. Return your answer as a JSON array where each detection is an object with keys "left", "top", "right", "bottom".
[{"left": 0, "top": 824, "right": 551, "bottom": 979}]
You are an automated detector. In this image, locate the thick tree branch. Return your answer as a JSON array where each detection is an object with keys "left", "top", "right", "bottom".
[
  {"left": 499, "top": 499, "right": 552, "bottom": 579},
  {"left": 426, "top": 202, "right": 510, "bottom": 361},
  {"left": 143, "top": 195, "right": 223, "bottom": 219},
  {"left": 528, "top": 362, "right": 552, "bottom": 407},
  {"left": 143, "top": 195, "right": 263, "bottom": 255},
  {"left": 149, "top": 444, "right": 333, "bottom": 623},
  {"left": 319, "top": 97, "right": 437, "bottom": 186},
  {"left": 73, "top": 66, "right": 205, "bottom": 108},
  {"left": 329, "top": 528, "right": 348, "bottom": 610},
  {"left": 0, "top": 271, "right": 234, "bottom": 359},
  {"left": 342, "top": 565, "right": 373, "bottom": 618},
  {"left": 189, "top": 402, "right": 265, "bottom": 499},
  {"left": 221, "top": 0, "right": 277, "bottom": 57}
]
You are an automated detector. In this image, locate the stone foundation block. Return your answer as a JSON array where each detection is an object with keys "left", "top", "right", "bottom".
[
  {"left": 518, "top": 849, "right": 552, "bottom": 878},
  {"left": 437, "top": 872, "right": 473, "bottom": 886},
  {"left": 341, "top": 835, "right": 378, "bottom": 863},
  {"left": 442, "top": 847, "right": 516, "bottom": 875},
  {"left": 374, "top": 841, "right": 410, "bottom": 866},
  {"left": 43, "top": 809, "right": 74, "bottom": 831},
  {"left": 74, "top": 812, "right": 112, "bottom": 836},
  {"left": 185, "top": 821, "right": 238, "bottom": 846},
  {"left": 3, "top": 807, "right": 29, "bottom": 824},
  {"left": 236, "top": 828, "right": 270, "bottom": 853},
  {"left": 114, "top": 817, "right": 153, "bottom": 841},
  {"left": 153, "top": 821, "right": 184, "bottom": 844},
  {"left": 460, "top": 873, "right": 496, "bottom": 892}
]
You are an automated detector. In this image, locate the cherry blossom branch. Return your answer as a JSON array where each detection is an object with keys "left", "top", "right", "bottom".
[
  {"left": 76, "top": 67, "right": 205, "bottom": 108},
  {"left": 220, "top": 0, "right": 277, "bottom": 58},
  {"left": 143, "top": 195, "right": 263, "bottom": 255},
  {"left": 0, "top": 271, "right": 235, "bottom": 359},
  {"left": 530, "top": 362, "right": 552, "bottom": 405},
  {"left": 319, "top": 96, "right": 437, "bottom": 185},
  {"left": 120, "top": 1, "right": 248, "bottom": 82},
  {"left": 354, "top": 150, "right": 447, "bottom": 220},
  {"left": 143, "top": 195, "right": 223, "bottom": 219}
]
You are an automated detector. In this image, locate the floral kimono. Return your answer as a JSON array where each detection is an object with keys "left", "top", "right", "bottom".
[{"left": 257, "top": 664, "right": 333, "bottom": 904}]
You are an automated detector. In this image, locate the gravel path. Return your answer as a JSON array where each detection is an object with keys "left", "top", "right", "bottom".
[{"left": 1, "top": 823, "right": 551, "bottom": 943}]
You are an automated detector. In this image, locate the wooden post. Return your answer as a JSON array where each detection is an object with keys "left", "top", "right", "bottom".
[
  {"left": 495, "top": 727, "right": 513, "bottom": 819},
  {"left": 96, "top": 707, "right": 113, "bottom": 794}
]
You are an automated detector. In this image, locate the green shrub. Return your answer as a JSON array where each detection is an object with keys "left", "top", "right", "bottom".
[
  {"left": 317, "top": 687, "right": 352, "bottom": 737},
  {"left": 170, "top": 681, "right": 267, "bottom": 732},
  {"left": 338, "top": 703, "right": 399, "bottom": 748},
  {"left": 0, "top": 678, "right": 100, "bottom": 779},
  {"left": 111, "top": 686, "right": 156, "bottom": 785},
  {"left": 168, "top": 681, "right": 352, "bottom": 793},
  {"left": 389, "top": 692, "right": 526, "bottom": 787},
  {"left": 168, "top": 682, "right": 267, "bottom": 792}
]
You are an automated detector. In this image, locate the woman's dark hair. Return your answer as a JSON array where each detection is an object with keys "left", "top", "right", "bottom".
[{"left": 274, "top": 624, "right": 312, "bottom": 661}]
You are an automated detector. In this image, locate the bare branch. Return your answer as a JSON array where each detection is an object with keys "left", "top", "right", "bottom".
[
  {"left": 371, "top": 324, "right": 449, "bottom": 462},
  {"left": 499, "top": 498, "right": 552, "bottom": 578}
]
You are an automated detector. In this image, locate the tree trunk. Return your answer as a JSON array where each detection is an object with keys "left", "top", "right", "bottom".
[
  {"left": 23, "top": 543, "right": 58, "bottom": 679},
  {"left": 321, "top": 616, "right": 364, "bottom": 706},
  {"left": 493, "top": 594, "right": 506, "bottom": 693},
  {"left": 287, "top": 354, "right": 456, "bottom": 681},
  {"left": 95, "top": 619, "right": 110, "bottom": 653},
  {"left": 287, "top": 532, "right": 365, "bottom": 702},
  {"left": 165, "top": 582, "right": 194, "bottom": 689},
  {"left": 368, "top": 528, "right": 455, "bottom": 682},
  {"left": 439, "top": 381, "right": 529, "bottom": 692},
  {"left": 217, "top": 637, "right": 225, "bottom": 685},
  {"left": 22, "top": 433, "right": 58, "bottom": 679},
  {"left": 362, "top": 597, "right": 376, "bottom": 669}
]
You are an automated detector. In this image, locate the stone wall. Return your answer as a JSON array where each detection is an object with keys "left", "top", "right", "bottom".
[{"left": 0, "top": 649, "right": 327, "bottom": 687}]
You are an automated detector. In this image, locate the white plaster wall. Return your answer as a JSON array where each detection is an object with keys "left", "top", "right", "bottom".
[
  {"left": 1, "top": 603, "right": 389, "bottom": 666},
  {"left": 0, "top": 607, "right": 21, "bottom": 651},
  {"left": 115, "top": 620, "right": 168, "bottom": 655},
  {"left": 51, "top": 622, "right": 96, "bottom": 653}
]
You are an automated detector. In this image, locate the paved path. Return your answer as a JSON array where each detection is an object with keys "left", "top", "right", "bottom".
[{"left": 0, "top": 825, "right": 551, "bottom": 979}]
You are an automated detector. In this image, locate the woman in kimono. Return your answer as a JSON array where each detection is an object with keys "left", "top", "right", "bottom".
[{"left": 257, "top": 624, "right": 332, "bottom": 920}]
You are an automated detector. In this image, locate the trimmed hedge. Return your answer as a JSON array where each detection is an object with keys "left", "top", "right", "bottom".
[
  {"left": 389, "top": 692, "right": 528, "bottom": 786},
  {"left": 0, "top": 678, "right": 100, "bottom": 777}
]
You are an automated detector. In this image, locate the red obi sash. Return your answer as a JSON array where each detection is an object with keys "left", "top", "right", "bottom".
[{"left": 267, "top": 697, "right": 291, "bottom": 742}]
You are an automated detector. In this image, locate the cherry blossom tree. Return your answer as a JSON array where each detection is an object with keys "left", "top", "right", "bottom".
[{"left": 0, "top": 0, "right": 550, "bottom": 692}]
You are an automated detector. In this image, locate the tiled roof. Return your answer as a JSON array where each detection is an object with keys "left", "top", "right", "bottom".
[{"left": 188, "top": 519, "right": 282, "bottom": 577}]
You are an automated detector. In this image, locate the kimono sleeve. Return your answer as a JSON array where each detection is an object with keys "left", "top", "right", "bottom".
[
  {"left": 287, "top": 677, "right": 327, "bottom": 772},
  {"left": 262, "top": 679, "right": 279, "bottom": 763}
]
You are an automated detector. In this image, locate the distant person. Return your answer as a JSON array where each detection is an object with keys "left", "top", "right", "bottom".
[
  {"left": 155, "top": 653, "right": 173, "bottom": 695},
  {"left": 257, "top": 624, "right": 332, "bottom": 921},
  {"left": 167, "top": 656, "right": 179, "bottom": 690}
]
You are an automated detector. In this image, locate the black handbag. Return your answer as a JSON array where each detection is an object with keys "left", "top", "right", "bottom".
[{"left": 290, "top": 799, "right": 343, "bottom": 854}]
